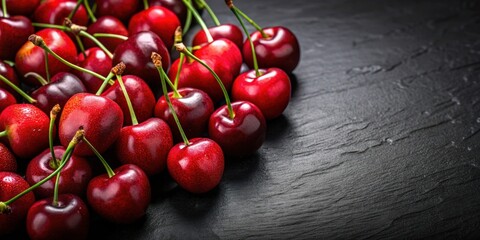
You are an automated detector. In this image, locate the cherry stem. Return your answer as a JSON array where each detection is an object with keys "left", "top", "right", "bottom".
[
  {"left": 182, "top": 0, "right": 193, "bottom": 34},
  {"left": 82, "top": 136, "right": 115, "bottom": 178},
  {"left": 64, "top": 18, "right": 114, "bottom": 59},
  {"left": 1, "top": 0, "right": 7, "bottom": 17},
  {"left": 68, "top": 0, "right": 83, "bottom": 20},
  {"left": 233, "top": 5, "right": 268, "bottom": 39},
  {"left": 229, "top": 5, "right": 260, "bottom": 77},
  {"left": 29, "top": 34, "right": 107, "bottom": 82},
  {"left": 84, "top": 0, "right": 97, "bottom": 22},
  {"left": 24, "top": 72, "right": 48, "bottom": 86},
  {"left": 0, "top": 130, "right": 7, "bottom": 138},
  {"left": 152, "top": 52, "right": 190, "bottom": 146},
  {"left": 75, "top": 35, "right": 87, "bottom": 59},
  {"left": 80, "top": 31, "right": 113, "bottom": 58},
  {"left": 95, "top": 72, "right": 115, "bottom": 95},
  {"left": 0, "top": 74, "right": 36, "bottom": 103},
  {"left": 3, "top": 60, "right": 14, "bottom": 67},
  {"left": 175, "top": 43, "right": 235, "bottom": 119},
  {"left": 49, "top": 105, "right": 61, "bottom": 169},
  {"left": 173, "top": 53, "right": 185, "bottom": 96},
  {"left": 32, "top": 22, "right": 69, "bottom": 31},
  {"left": 196, "top": 0, "right": 220, "bottom": 26},
  {"left": 143, "top": 0, "right": 149, "bottom": 10},
  {"left": 93, "top": 33, "right": 128, "bottom": 41},
  {"left": 43, "top": 49, "right": 51, "bottom": 82},
  {"left": 113, "top": 62, "right": 139, "bottom": 125},
  {"left": 0, "top": 129, "right": 84, "bottom": 210},
  {"left": 182, "top": 0, "right": 213, "bottom": 42}
]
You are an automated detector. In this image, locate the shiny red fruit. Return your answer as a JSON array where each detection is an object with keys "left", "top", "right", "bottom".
[
  {"left": 33, "top": 0, "right": 88, "bottom": 27},
  {"left": 149, "top": 0, "right": 188, "bottom": 25},
  {"left": 95, "top": 0, "right": 139, "bottom": 22},
  {"left": 0, "top": 15, "right": 34, "bottom": 60},
  {"left": 74, "top": 47, "right": 112, "bottom": 93},
  {"left": 0, "top": 60, "right": 20, "bottom": 96},
  {"left": 0, "top": 143, "right": 16, "bottom": 172},
  {"left": 0, "top": 88, "right": 17, "bottom": 113},
  {"left": 5, "top": 0, "right": 41, "bottom": 16},
  {"left": 192, "top": 24, "right": 244, "bottom": 50},
  {"left": 83, "top": 16, "right": 128, "bottom": 53}
]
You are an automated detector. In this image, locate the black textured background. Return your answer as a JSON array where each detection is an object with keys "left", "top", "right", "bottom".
[{"left": 16, "top": 0, "right": 480, "bottom": 239}]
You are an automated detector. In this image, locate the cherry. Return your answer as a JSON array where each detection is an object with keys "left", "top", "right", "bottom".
[
  {"left": 102, "top": 75, "right": 155, "bottom": 126},
  {"left": 0, "top": 104, "right": 52, "bottom": 159},
  {"left": 0, "top": 142, "right": 16, "bottom": 172},
  {"left": 192, "top": 24, "right": 244, "bottom": 50},
  {"left": 74, "top": 47, "right": 113, "bottom": 93},
  {"left": 4, "top": 0, "right": 41, "bottom": 16},
  {"left": 208, "top": 101, "right": 266, "bottom": 157},
  {"left": 112, "top": 31, "right": 170, "bottom": 91},
  {"left": 167, "top": 137, "right": 224, "bottom": 193},
  {"left": 95, "top": 0, "right": 139, "bottom": 22},
  {"left": 128, "top": 6, "right": 181, "bottom": 50},
  {"left": 0, "top": 14, "right": 34, "bottom": 60},
  {"left": 0, "top": 172, "right": 35, "bottom": 235},
  {"left": 0, "top": 60, "right": 20, "bottom": 95},
  {"left": 155, "top": 87, "right": 214, "bottom": 143},
  {"left": 87, "top": 164, "right": 151, "bottom": 224},
  {"left": 15, "top": 29, "right": 78, "bottom": 87},
  {"left": 33, "top": 0, "right": 88, "bottom": 27},
  {"left": 26, "top": 194, "right": 89, "bottom": 240},
  {"left": 0, "top": 88, "right": 16, "bottom": 113},
  {"left": 26, "top": 146, "right": 92, "bottom": 199},
  {"left": 59, "top": 93, "right": 124, "bottom": 157},
  {"left": 83, "top": 16, "right": 128, "bottom": 53},
  {"left": 149, "top": 0, "right": 188, "bottom": 25}
]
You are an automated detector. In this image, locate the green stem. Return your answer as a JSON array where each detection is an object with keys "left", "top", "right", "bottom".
[
  {"left": 116, "top": 74, "right": 138, "bottom": 125},
  {"left": 183, "top": 0, "right": 193, "bottom": 34},
  {"left": 196, "top": 0, "right": 220, "bottom": 26},
  {"left": 173, "top": 53, "right": 185, "bottom": 97},
  {"left": 44, "top": 49, "right": 51, "bottom": 82},
  {"left": 236, "top": 8, "right": 268, "bottom": 39},
  {"left": 0, "top": 130, "right": 7, "bottom": 138},
  {"left": 182, "top": 0, "right": 213, "bottom": 42},
  {"left": 82, "top": 137, "right": 115, "bottom": 178},
  {"left": 176, "top": 44, "right": 234, "bottom": 119},
  {"left": 3, "top": 60, "right": 14, "bottom": 67},
  {"left": 1, "top": 0, "right": 7, "bottom": 17},
  {"left": 84, "top": 0, "right": 97, "bottom": 22},
  {"left": 24, "top": 72, "right": 48, "bottom": 86},
  {"left": 32, "top": 22, "right": 69, "bottom": 31},
  {"left": 95, "top": 72, "right": 115, "bottom": 95},
  {"left": 68, "top": 0, "right": 83, "bottom": 20},
  {"left": 93, "top": 33, "right": 128, "bottom": 41},
  {"left": 49, "top": 105, "right": 61, "bottom": 169},
  {"left": 230, "top": 6, "right": 260, "bottom": 77},
  {"left": 75, "top": 35, "right": 87, "bottom": 59},
  {"left": 0, "top": 75, "right": 36, "bottom": 103},
  {"left": 79, "top": 31, "right": 113, "bottom": 58},
  {"left": 143, "top": 0, "right": 149, "bottom": 9}
]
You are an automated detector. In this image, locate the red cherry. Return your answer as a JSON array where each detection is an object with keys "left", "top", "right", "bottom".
[
  {"left": 167, "top": 138, "right": 224, "bottom": 193},
  {"left": 0, "top": 172, "right": 35, "bottom": 235},
  {"left": 33, "top": 0, "right": 88, "bottom": 27},
  {"left": 5, "top": 0, "right": 41, "bottom": 16},
  {"left": 102, "top": 75, "right": 156, "bottom": 126},
  {"left": 243, "top": 26, "right": 300, "bottom": 73},
  {"left": 154, "top": 88, "right": 214, "bottom": 143},
  {"left": 0, "top": 15, "right": 34, "bottom": 60},
  {"left": 128, "top": 6, "right": 181, "bottom": 50},
  {"left": 15, "top": 29, "right": 78, "bottom": 87},
  {"left": 149, "top": 0, "right": 188, "bottom": 25},
  {"left": 25, "top": 146, "right": 92, "bottom": 199},
  {"left": 26, "top": 194, "right": 89, "bottom": 240},
  {"left": 83, "top": 16, "right": 128, "bottom": 53},
  {"left": 74, "top": 47, "right": 112, "bottom": 93},
  {"left": 192, "top": 24, "right": 244, "bottom": 50},
  {"left": 208, "top": 101, "right": 266, "bottom": 157},
  {"left": 232, "top": 68, "right": 291, "bottom": 120},
  {"left": 95, "top": 0, "right": 139, "bottom": 22},
  {"left": 114, "top": 118, "right": 173, "bottom": 176},
  {"left": 0, "top": 60, "right": 20, "bottom": 96},
  {"left": 59, "top": 93, "right": 123, "bottom": 157},
  {"left": 0, "top": 104, "right": 52, "bottom": 159},
  {"left": 87, "top": 164, "right": 151, "bottom": 224},
  {"left": 0, "top": 88, "right": 17, "bottom": 113},
  {"left": 0, "top": 143, "right": 16, "bottom": 172}
]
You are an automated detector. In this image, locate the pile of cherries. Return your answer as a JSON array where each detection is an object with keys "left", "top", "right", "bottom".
[{"left": 0, "top": 0, "right": 300, "bottom": 238}]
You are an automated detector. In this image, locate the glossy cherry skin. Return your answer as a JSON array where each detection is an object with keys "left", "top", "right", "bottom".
[
  {"left": 114, "top": 118, "right": 173, "bottom": 176},
  {"left": 0, "top": 15, "right": 34, "bottom": 60},
  {"left": 167, "top": 138, "right": 224, "bottom": 193},
  {"left": 31, "top": 72, "right": 87, "bottom": 114},
  {"left": 33, "top": 0, "right": 88, "bottom": 27},
  {"left": 113, "top": 31, "right": 170, "bottom": 91},
  {"left": 208, "top": 101, "right": 266, "bottom": 157},
  {"left": 0, "top": 60, "right": 20, "bottom": 95},
  {"left": 74, "top": 47, "right": 112, "bottom": 93},
  {"left": 232, "top": 68, "right": 291, "bottom": 120},
  {"left": 243, "top": 26, "right": 300, "bottom": 73},
  {"left": 83, "top": 16, "right": 128, "bottom": 53},
  {"left": 192, "top": 24, "right": 244, "bottom": 50},
  {"left": 0, "top": 172, "right": 35, "bottom": 235},
  {"left": 5, "top": 0, "right": 41, "bottom": 16},
  {"left": 16, "top": 28, "right": 78, "bottom": 87},
  {"left": 0, "top": 88, "right": 17, "bottom": 113},
  {"left": 0, "top": 104, "right": 52, "bottom": 159},
  {"left": 0, "top": 143, "right": 16, "bottom": 172},
  {"left": 59, "top": 93, "right": 124, "bottom": 157},
  {"left": 101, "top": 75, "right": 155, "bottom": 126},
  {"left": 26, "top": 194, "right": 89, "bottom": 240},
  {"left": 95, "top": 0, "right": 139, "bottom": 22},
  {"left": 26, "top": 146, "right": 92, "bottom": 199},
  {"left": 168, "top": 39, "right": 242, "bottom": 102},
  {"left": 128, "top": 6, "right": 180, "bottom": 50},
  {"left": 149, "top": 0, "right": 187, "bottom": 25},
  {"left": 155, "top": 88, "right": 214, "bottom": 143},
  {"left": 87, "top": 164, "right": 151, "bottom": 224}
]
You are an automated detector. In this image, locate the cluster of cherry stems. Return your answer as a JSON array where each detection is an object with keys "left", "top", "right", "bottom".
[{"left": 0, "top": 0, "right": 300, "bottom": 238}]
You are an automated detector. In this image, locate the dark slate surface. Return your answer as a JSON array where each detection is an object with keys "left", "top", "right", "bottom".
[{"left": 20, "top": 0, "right": 480, "bottom": 239}]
